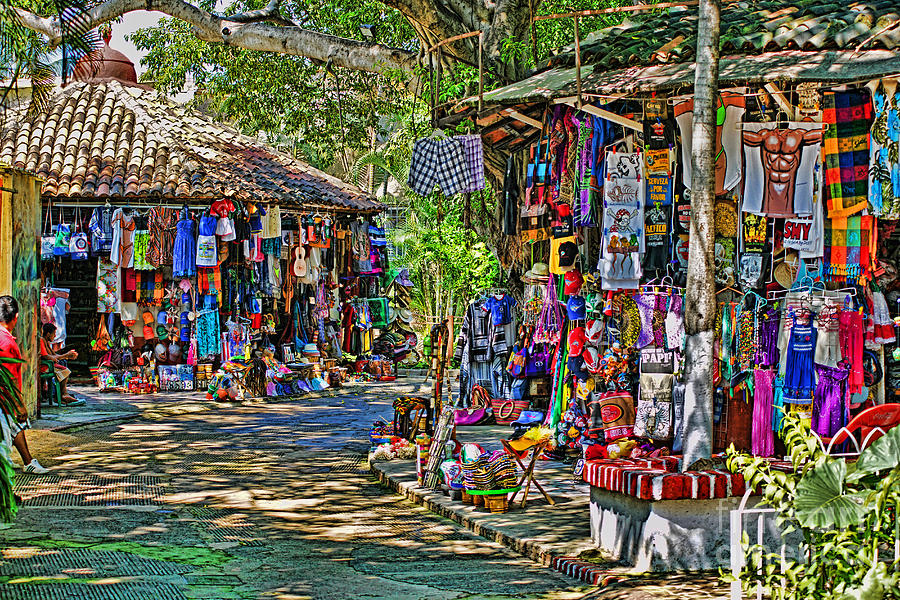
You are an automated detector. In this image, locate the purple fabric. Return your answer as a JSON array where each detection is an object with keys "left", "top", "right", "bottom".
[
  {"left": 635, "top": 293, "right": 655, "bottom": 349},
  {"left": 653, "top": 294, "right": 667, "bottom": 347},
  {"left": 812, "top": 363, "right": 850, "bottom": 438},
  {"left": 755, "top": 307, "right": 780, "bottom": 368},
  {"left": 455, "top": 134, "right": 485, "bottom": 192},
  {"left": 752, "top": 369, "right": 775, "bottom": 457},
  {"left": 783, "top": 322, "right": 817, "bottom": 404}
]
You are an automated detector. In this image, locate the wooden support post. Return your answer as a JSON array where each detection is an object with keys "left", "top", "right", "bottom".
[
  {"left": 478, "top": 31, "right": 484, "bottom": 114},
  {"left": 574, "top": 16, "right": 582, "bottom": 109}
]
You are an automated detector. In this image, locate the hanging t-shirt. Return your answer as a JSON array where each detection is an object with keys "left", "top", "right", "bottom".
[
  {"left": 606, "top": 152, "right": 643, "bottom": 180},
  {"left": 741, "top": 122, "right": 822, "bottom": 217},
  {"left": 598, "top": 177, "right": 644, "bottom": 289},
  {"left": 643, "top": 204, "right": 671, "bottom": 274},
  {"left": 674, "top": 90, "right": 746, "bottom": 195},
  {"left": 261, "top": 204, "right": 282, "bottom": 239},
  {"left": 97, "top": 258, "right": 120, "bottom": 314},
  {"left": 483, "top": 294, "right": 517, "bottom": 326},
  {"left": 868, "top": 80, "right": 900, "bottom": 218}
]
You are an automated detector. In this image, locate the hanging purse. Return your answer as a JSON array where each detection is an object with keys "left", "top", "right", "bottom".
[
  {"left": 525, "top": 342, "right": 552, "bottom": 376},
  {"left": 41, "top": 203, "right": 55, "bottom": 260},
  {"left": 506, "top": 344, "right": 528, "bottom": 379},
  {"left": 534, "top": 274, "right": 563, "bottom": 344},
  {"left": 69, "top": 207, "right": 89, "bottom": 260},
  {"left": 53, "top": 207, "right": 71, "bottom": 257}
]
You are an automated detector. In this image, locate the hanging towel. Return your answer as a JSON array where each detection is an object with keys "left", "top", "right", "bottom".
[{"left": 822, "top": 90, "right": 872, "bottom": 218}]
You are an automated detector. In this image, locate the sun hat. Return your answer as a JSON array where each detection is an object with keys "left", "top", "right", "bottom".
[
  {"left": 524, "top": 262, "right": 550, "bottom": 282},
  {"left": 399, "top": 308, "right": 413, "bottom": 324}
]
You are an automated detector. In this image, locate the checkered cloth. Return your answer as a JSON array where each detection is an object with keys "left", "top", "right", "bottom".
[
  {"left": 455, "top": 134, "right": 485, "bottom": 192},
  {"left": 823, "top": 90, "right": 872, "bottom": 218},
  {"left": 197, "top": 267, "right": 222, "bottom": 298},
  {"left": 824, "top": 215, "right": 875, "bottom": 285},
  {"left": 408, "top": 137, "right": 472, "bottom": 196}
]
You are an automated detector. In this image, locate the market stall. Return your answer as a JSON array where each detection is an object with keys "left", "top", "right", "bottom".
[
  {"left": 414, "top": 1, "right": 900, "bottom": 570},
  {"left": 0, "top": 43, "right": 410, "bottom": 402}
]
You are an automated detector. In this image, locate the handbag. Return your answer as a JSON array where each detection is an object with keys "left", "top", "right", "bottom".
[
  {"left": 69, "top": 208, "right": 89, "bottom": 260},
  {"left": 454, "top": 384, "right": 493, "bottom": 426},
  {"left": 506, "top": 345, "right": 528, "bottom": 378},
  {"left": 525, "top": 342, "right": 551, "bottom": 376},
  {"left": 53, "top": 208, "right": 71, "bottom": 257},
  {"left": 41, "top": 204, "right": 55, "bottom": 260}
]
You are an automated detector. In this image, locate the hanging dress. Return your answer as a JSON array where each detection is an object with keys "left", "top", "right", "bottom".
[
  {"left": 196, "top": 214, "right": 218, "bottom": 267},
  {"left": 173, "top": 216, "right": 196, "bottom": 277},
  {"left": 782, "top": 318, "right": 817, "bottom": 404}
]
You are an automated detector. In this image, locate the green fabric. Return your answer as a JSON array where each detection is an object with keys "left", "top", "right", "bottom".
[{"left": 0, "top": 455, "right": 16, "bottom": 523}]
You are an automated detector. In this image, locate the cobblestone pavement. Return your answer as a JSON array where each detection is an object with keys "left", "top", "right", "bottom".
[{"left": 0, "top": 379, "right": 727, "bottom": 599}]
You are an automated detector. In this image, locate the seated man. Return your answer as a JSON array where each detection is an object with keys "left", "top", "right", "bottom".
[{"left": 39, "top": 323, "right": 84, "bottom": 406}]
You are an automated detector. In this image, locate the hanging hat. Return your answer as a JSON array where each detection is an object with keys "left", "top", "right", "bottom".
[
  {"left": 564, "top": 269, "right": 584, "bottom": 295},
  {"left": 154, "top": 342, "right": 168, "bottom": 361},
  {"left": 567, "top": 354, "right": 590, "bottom": 381},
  {"left": 568, "top": 326, "right": 587, "bottom": 356},
  {"left": 157, "top": 311, "right": 169, "bottom": 325},
  {"left": 397, "top": 268, "right": 414, "bottom": 287},
  {"left": 575, "top": 376, "right": 595, "bottom": 401},
  {"left": 156, "top": 324, "right": 169, "bottom": 339},
  {"left": 773, "top": 252, "right": 799, "bottom": 289},
  {"left": 179, "top": 279, "right": 192, "bottom": 293},
  {"left": 399, "top": 308, "right": 413, "bottom": 324},
  {"left": 524, "top": 262, "right": 550, "bottom": 282},
  {"left": 558, "top": 241, "right": 579, "bottom": 270},
  {"left": 566, "top": 295, "right": 587, "bottom": 321}
]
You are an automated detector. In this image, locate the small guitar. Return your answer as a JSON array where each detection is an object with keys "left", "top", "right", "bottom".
[{"left": 292, "top": 244, "right": 307, "bottom": 278}]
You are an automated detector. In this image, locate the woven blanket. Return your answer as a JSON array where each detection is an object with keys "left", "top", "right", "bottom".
[
  {"left": 824, "top": 215, "right": 875, "bottom": 284},
  {"left": 822, "top": 90, "right": 872, "bottom": 218}
]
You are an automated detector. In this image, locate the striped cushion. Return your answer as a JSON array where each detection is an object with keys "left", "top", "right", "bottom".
[{"left": 583, "top": 458, "right": 746, "bottom": 500}]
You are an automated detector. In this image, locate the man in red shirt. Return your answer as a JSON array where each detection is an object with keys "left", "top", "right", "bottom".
[{"left": 0, "top": 296, "right": 49, "bottom": 474}]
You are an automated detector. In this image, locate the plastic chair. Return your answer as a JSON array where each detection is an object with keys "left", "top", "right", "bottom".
[
  {"left": 821, "top": 403, "right": 900, "bottom": 456},
  {"left": 39, "top": 359, "right": 62, "bottom": 417}
]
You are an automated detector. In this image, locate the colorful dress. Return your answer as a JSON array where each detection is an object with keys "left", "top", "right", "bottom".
[
  {"left": 783, "top": 319, "right": 817, "bottom": 404},
  {"left": 97, "top": 258, "right": 120, "bottom": 313},
  {"left": 173, "top": 217, "right": 196, "bottom": 277}
]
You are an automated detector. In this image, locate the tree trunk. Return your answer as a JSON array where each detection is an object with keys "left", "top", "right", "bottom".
[{"left": 682, "top": 0, "right": 720, "bottom": 472}]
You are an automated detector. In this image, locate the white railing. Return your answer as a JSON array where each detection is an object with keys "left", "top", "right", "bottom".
[{"left": 729, "top": 427, "right": 898, "bottom": 600}]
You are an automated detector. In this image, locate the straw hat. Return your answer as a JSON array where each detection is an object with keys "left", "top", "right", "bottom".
[
  {"left": 773, "top": 252, "right": 799, "bottom": 289},
  {"left": 524, "top": 262, "right": 550, "bottom": 282}
]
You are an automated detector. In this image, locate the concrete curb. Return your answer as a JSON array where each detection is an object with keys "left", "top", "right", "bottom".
[{"left": 371, "top": 461, "right": 616, "bottom": 585}]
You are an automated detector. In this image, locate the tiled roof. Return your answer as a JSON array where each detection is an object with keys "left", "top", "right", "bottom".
[
  {"left": 0, "top": 81, "right": 380, "bottom": 212},
  {"left": 548, "top": 1, "right": 900, "bottom": 70}
]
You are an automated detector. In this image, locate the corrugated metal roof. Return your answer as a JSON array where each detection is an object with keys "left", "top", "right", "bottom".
[{"left": 0, "top": 81, "right": 381, "bottom": 212}]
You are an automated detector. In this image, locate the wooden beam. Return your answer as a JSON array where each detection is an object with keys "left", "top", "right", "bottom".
[
  {"left": 553, "top": 97, "right": 642, "bottom": 131},
  {"left": 427, "top": 30, "right": 481, "bottom": 52},
  {"left": 534, "top": 1, "right": 698, "bottom": 21},
  {"left": 763, "top": 83, "right": 796, "bottom": 119},
  {"left": 502, "top": 108, "right": 542, "bottom": 130}
]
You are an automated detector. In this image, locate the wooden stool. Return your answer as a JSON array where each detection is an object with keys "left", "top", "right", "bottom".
[{"left": 501, "top": 439, "right": 555, "bottom": 508}]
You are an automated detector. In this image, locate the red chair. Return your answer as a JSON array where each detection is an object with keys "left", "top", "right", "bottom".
[{"left": 822, "top": 403, "right": 900, "bottom": 455}]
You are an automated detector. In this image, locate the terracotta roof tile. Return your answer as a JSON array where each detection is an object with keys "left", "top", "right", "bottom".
[
  {"left": 549, "top": 0, "right": 900, "bottom": 70},
  {"left": 0, "top": 81, "right": 380, "bottom": 212}
]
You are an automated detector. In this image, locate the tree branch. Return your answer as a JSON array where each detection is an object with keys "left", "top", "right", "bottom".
[
  {"left": 223, "top": 0, "right": 295, "bottom": 27},
  {"left": 12, "top": 0, "right": 418, "bottom": 74}
]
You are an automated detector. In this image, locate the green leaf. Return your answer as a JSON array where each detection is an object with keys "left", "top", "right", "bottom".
[
  {"left": 851, "top": 425, "right": 900, "bottom": 479},
  {"left": 795, "top": 459, "right": 862, "bottom": 529}
]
